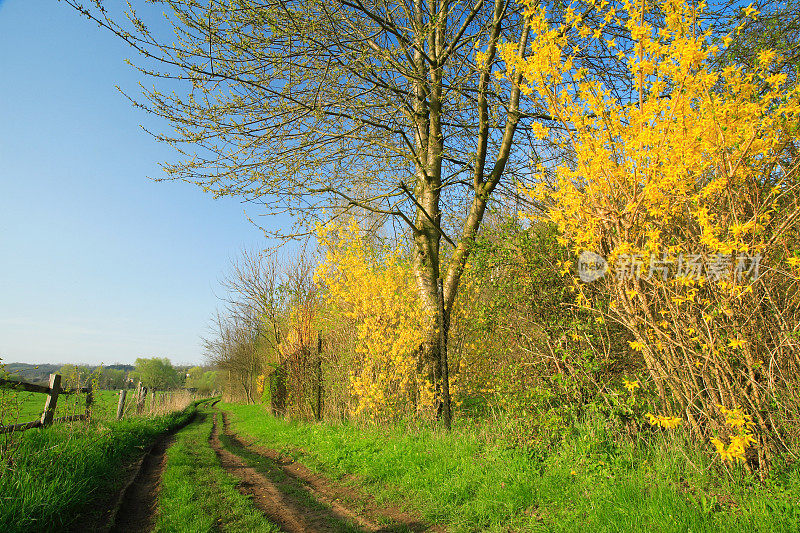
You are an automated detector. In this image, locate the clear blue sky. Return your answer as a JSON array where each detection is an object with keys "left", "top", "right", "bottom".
[{"left": 0, "top": 0, "right": 278, "bottom": 367}]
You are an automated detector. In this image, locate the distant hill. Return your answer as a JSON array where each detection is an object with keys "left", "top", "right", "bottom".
[
  {"left": 1, "top": 362, "right": 135, "bottom": 385},
  {"left": 2, "top": 363, "right": 61, "bottom": 385}
]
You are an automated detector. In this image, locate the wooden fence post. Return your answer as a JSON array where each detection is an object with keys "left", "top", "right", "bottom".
[
  {"left": 40, "top": 373, "right": 61, "bottom": 427},
  {"left": 136, "top": 386, "right": 147, "bottom": 414},
  {"left": 85, "top": 385, "right": 93, "bottom": 421},
  {"left": 117, "top": 389, "right": 127, "bottom": 420}
]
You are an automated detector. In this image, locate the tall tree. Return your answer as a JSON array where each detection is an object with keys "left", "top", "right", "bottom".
[{"left": 68, "top": 0, "right": 637, "bottom": 425}]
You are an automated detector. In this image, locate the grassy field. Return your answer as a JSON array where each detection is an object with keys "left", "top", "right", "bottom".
[
  {"left": 155, "top": 402, "right": 279, "bottom": 532},
  {"left": 220, "top": 402, "right": 800, "bottom": 532},
  {"left": 4, "top": 391, "right": 797, "bottom": 532},
  {"left": 0, "top": 400, "right": 203, "bottom": 532},
  {"left": 0, "top": 388, "right": 191, "bottom": 426},
  {"left": 1, "top": 389, "right": 113, "bottom": 425}
]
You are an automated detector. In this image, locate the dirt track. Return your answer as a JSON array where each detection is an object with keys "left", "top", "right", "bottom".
[
  {"left": 109, "top": 433, "right": 175, "bottom": 533},
  {"left": 103, "top": 404, "right": 433, "bottom": 532},
  {"left": 210, "top": 411, "right": 431, "bottom": 533}
]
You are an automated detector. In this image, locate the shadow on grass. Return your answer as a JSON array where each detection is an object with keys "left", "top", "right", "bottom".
[{"left": 216, "top": 414, "right": 426, "bottom": 533}]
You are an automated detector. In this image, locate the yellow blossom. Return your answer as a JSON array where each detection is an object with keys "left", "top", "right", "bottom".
[
  {"left": 622, "top": 378, "right": 640, "bottom": 393},
  {"left": 646, "top": 413, "right": 682, "bottom": 429},
  {"left": 728, "top": 337, "right": 745, "bottom": 349}
]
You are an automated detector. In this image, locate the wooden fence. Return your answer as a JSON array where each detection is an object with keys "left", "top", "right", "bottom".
[
  {"left": 116, "top": 381, "right": 150, "bottom": 419},
  {"left": 114, "top": 383, "right": 183, "bottom": 420},
  {"left": 0, "top": 373, "right": 92, "bottom": 434}
]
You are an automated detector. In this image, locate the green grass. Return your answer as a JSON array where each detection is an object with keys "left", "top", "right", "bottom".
[
  {"left": 1, "top": 389, "right": 124, "bottom": 425},
  {"left": 220, "top": 402, "right": 800, "bottom": 532},
  {"left": 0, "top": 400, "right": 202, "bottom": 532},
  {"left": 155, "top": 403, "right": 279, "bottom": 532},
  {"left": 1, "top": 388, "right": 195, "bottom": 426}
]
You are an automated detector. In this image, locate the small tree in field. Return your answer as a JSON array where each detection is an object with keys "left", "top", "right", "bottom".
[
  {"left": 131, "top": 357, "right": 181, "bottom": 390},
  {"left": 508, "top": 0, "right": 800, "bottom": 470}
]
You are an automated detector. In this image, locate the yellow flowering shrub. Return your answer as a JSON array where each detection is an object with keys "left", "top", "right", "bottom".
[
  {"left": 646, "top": 413, "right": 682, "bottom": 429},
  {"left": 503, "top": 0, "right": 800, "bottom": 466},
  {"left": 711, "top": 405, "right": 757, "bottom": 463},
  {"left": 315, "top": 219, "right": 435, "bottom": 421}
]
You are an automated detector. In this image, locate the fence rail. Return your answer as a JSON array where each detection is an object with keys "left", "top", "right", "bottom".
[
  {"left": 0, "top": 377, "right": 90, "bottom": 395},
  {"left": 0, "top": 373, "right": 92, "bottom": 434}
]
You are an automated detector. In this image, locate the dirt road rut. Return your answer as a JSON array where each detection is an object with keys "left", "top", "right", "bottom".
[{"left": 210, "top": 411, "right": 431, "bottom": 533}]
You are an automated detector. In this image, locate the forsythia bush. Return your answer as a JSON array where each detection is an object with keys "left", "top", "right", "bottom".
[
  {"left": 315, "top": 220, "right": 436, "bottom": 420},
  {"left": 504, "top": 0, "right": 800, "bottom": 468}
]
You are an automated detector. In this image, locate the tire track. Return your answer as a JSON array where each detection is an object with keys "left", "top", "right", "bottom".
[
  {"left": 212, "top": 409, "right": 433, "bottom": 533},
  {"left": 211, "top": 411, "right": 371, "bottom": 532},
  {"left": 105, "top": 410, "right": 198, "bottom": 533},
  {"left": 109, "top": 433, "right": 175, "bottom": 533}
]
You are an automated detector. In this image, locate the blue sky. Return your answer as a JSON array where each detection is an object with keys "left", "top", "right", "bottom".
[{"left": 0, "top": 0, "right": 279, "bottom": 367}]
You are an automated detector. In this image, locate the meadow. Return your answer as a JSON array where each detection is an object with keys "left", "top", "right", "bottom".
[
  {"left": 219, "top": 402, "right": 800, "bottom": 532},
  {"left": 1, "top": 389, "right": 116, "bottom": 426},
  {"left": 3, "top": 390, "right": 798, "bottom": 531}
]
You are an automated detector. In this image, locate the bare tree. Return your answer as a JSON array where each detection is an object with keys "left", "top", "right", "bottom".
[
  {"left": 204, "top": 311, "right": 263, "bottom": 403},
  {"left": 208, "top": 248, "right": 320, "bottom": 409}
]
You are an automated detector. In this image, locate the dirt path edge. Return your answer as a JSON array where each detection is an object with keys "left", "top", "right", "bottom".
[{"left": 102, "top": 409, "right": 198, "bottom": 533}]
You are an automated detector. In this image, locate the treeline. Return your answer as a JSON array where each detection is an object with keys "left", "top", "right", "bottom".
[
  {"left": 1, "top": 359, "right": 222, "bottom": 395},
  {"left": 0, "top": 363, "right": 133, "bottom": 387},
  {"left": 207, "top": 217, "right": 637, "bottom": 427},
  {"left": 213, "top": 198, "right": 799, "bottom": 474}
]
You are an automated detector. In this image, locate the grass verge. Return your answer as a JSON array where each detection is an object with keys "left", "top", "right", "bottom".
[
  {"left": 220, "top": 402, "right": 800, "bottom": 532},
  {"left": 0, "top": 400, "right": 202, "bottom": 532},
  {"left": 155, "top": 404, "right": 279, "bottom": 532}
]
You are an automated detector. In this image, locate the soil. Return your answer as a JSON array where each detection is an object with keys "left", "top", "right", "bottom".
[
  {"left": 93, "top": 403, "right": 435, "bottom": 533},
  {"left": 98, "top": 411, "right": 195, "bottom": 533},
  {"left": 108, "top": 433, "right": 175, "bottom": 533},
  {"left": 214, "top": 411, "right": 434, "bottom": 533}
]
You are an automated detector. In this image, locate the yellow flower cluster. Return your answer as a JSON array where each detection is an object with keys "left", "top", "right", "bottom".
[
  {"left": 622, "top": 378, "right": 640, "bottom": 393},
  {"left": 710, "top": 404, "right": 756, "bottom": 463},
  {"left": 646, "top": 413, "right": 682, "bottom": 429},
  {"left": 315, "top": 219, "right": 435, "bottom": 420},
  {"left": 629, "top": 341, "right": 646, "bottom": 352},
  {"left": 500, "top": 0, "right": 800, "bottom": 267},
  {"left": 498, "top": 0, "right": 799, "bottom": 451}
]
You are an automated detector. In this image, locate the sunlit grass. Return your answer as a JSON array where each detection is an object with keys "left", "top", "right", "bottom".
[
  {"left": 1, "top": 389, "right": 126, "bottom": 426},
  {"left": 221, "top": 402, "right": 800, "bottom": 532},
  {"left": 0, "top": 401, "right": 201, "bottom": 532},
  {"left": 1, "top": 388, "right": 196, "bottom": 426},
  {"left": 156, "top": 404, "right": 279, "bottom": 532}
]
